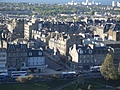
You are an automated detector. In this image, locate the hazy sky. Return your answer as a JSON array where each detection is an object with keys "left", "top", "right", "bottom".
[{"left": 1, "top": 0, "right": 120, "bottom": 5}]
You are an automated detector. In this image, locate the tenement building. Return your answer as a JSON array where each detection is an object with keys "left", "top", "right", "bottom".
[
  {"left": 0, "top": 48, "right": 8, "bottom": 75},
  {"left": 69, "top": 43, "right": 108, "bottom": 70},
  {"left": 27, "top": 49, "right": 47, "bottom": 73},
  {"left": 7, "top": 43, "right": 28, "bottom": 71}
]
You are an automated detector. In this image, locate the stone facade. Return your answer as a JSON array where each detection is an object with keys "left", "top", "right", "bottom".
[
  {"left": 0, "top": 48, "right": 8, "bottom": 73},
  {"left": 27, "top": 49, "right": 47, "bottom": 73},
  {"left": 7, "top": 43, "right": 28, "bottom": 71},
  {"left": 69, "top": 44, "right": 108, "bottom": 70}
]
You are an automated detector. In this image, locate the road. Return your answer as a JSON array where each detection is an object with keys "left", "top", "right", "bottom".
[
  {"left": 44, "top": 51, "right": 70, "bottom": 71},
  {"left": 45, "top": 56, "right": 65, "bottom": 71}
]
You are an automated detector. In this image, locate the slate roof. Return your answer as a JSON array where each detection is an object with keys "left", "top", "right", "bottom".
[
  {"left": 28, "top": 49, "right": 43, "bottom": 57},
  {"left": 7, "top": 43, "right": 27, "bottom": 52},
  {"left": 73, "top": 44, "right": 108, "bottom": 55}
]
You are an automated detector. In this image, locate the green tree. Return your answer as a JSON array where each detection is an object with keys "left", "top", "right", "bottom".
[
  {"left": 118, "top": 63, "right": 120, "bottom": 75},
  {"left": 100, "top": 54, "right": 118, "bottom": 80}
]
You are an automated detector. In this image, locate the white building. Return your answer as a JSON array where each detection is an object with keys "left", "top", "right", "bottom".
[
  {"left": 82, "top": 0, "right": 101, "bottom": 6},
  {"left": 67, "top": 0, "right": 78, "bottom": 5},
  {"left": 117, "top": 2, "right": 120, "bottom": 7},
  {"left": 27, "top": 49, "right": 47, "bottom": 73},
  {"left": 0, "top": 48, "right": 7, "bottom": 67},
  {"left": 112, "top": 1, "right": 116, "bottom": 7},
  {"left": 0, "top": 48, "right": 8, "bottom": 76}
]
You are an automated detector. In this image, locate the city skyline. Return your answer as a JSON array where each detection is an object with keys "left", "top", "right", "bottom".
[{"left": 1, "top": 0, "right": 120, "bottom": 5}]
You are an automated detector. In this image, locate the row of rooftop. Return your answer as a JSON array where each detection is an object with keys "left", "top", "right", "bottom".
[{"left": 0, "top": 11, "right": 120, "bottom": 71}]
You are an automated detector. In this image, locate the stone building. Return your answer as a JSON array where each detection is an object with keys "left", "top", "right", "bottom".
[
  {"left": 27, "top": 49, "right": 47, "bottom": 73},
  {"left": 0, "top": 48, "right": 8, "bottom": 75},
  {"left": 57, "top": 34, "right": 83, "bottom": 56},
  {"left": 69, "top": 44, "right": 94, "bottom": 70},
  {"left": 69, "top": 43, "right": 108, "bottom": 70},
  {"left": 24, "top": 19, "right": 39, "bottom": 40},
  {"left": 7, "top": 43, "right": 28, "bottom": 71},
  {"left": 12, "top": 19, "right": 24, "bottom": 41}
]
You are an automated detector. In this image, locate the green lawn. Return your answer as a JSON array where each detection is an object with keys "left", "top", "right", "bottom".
[
  {"left": 86, "top": 78, "right": 120, "bottom": 87},
  {"left": 1, "top": 78, "right": 119, "bottom": 90},
  {"left": 0, "top": 80, "right": 74, "bottom": 90},
  {"left": 0, "top": 83, "right": 49, "bottom": 90}
]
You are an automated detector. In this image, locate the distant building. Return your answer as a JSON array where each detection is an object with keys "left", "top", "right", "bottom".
[
  {"left": 67, "top": 0, "right": 78, "bottom": 5},
  {"left": 69, "top": 43, "right": 108, "bottom": 70},
  {"left": 82, "top": 0, "right": 101, "bottom": 6},
  {"left": 112, "top": 1, "right": 116, "bottom": 7},
  {"left": 117, "top": 2, "right": 120, "bottom": 7},
  {"left": 31, "top": 29, "right": 51, "bottom": 47},
  {"left": 107, "top": 23, "right": 120, "bottom": 41},
  {"left": 112, "top": 1, "right": 120, "bottom": 7},
  {"left": 49, "top": 31, "right": 60, "bottom": 50},
  {"left": 92, "top": 44, "right": 108, "bottom": 65},
  {"left": 24, "top": 19, "right": 39, "bottom": 40},
  {"left": 69, "top": 44, "right": 94, "bottom": 70},
  {"left": 57, "top": 34, "right": 83, "bottom": 56},
  {"left": 11, "top": 19, "right": 24, "bottom": 41},
  {"left": 7, "top": 43, "right": 28, "bottom": 71},
  {"left": 27, "top": 49, "right": 47, "bottom": 73},
  {"left": 0, "top": 40, "right": 7, "bottom": 48},
  {"left": 0, "top": 48, "right": 8, "bottom": 75},
  {"left": 108, "top": 46, "right": 120, "bottom": 69}
]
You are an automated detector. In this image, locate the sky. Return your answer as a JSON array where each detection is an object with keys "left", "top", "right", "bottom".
[{"left": 1, "top": 0, "right": 120, "bottom": 5}]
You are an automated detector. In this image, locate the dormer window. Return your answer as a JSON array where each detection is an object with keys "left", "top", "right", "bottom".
[
  {"left": 80, "top": 50, "right": 83, "bottom": 54},
  {"left": 38, "top": 51, "right": 42, "bottom": 55},
  {"left": 29, "top": 52, "right": 32, "bottom": 56},
  {"left": 89, "top": 50, "right": 92, "bottom": 54}
]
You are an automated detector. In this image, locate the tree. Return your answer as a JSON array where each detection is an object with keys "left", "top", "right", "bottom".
[
  {"left": 118, "top": 63, "right": 120, "bottom": 75},
  {"left": 100, "top": 54, "right": 118, "bottom": 80}
]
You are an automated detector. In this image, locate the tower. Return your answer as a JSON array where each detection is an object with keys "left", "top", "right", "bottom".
[
  {"left": 85, "top": 0, "right": 89, "bottom": 5},
  {"left": 86, "top": 0, "right": 89, "bottom": 3},
  {"left": 112, "top": 1, "right": 115, "bottom": 7}
]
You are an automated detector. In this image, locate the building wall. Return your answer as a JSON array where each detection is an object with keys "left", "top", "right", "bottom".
[
  {"left": 113, "top": 31, "right": 120, "bottom": 41},
  {"left": 57, "top": 38, "right": 67, "bottom": 56},
  {"left": 95, "top": 27, "right": 107, "bottom": 40},
  {"left": 24, "top": 23, "right": 30, "bottom": 40},
  {"left": 0, "top": 48, "right": 7, "bottom": 67},
  {"left": 69, "top": 44, "right": 108, "bottom": 70},
  {"left": 12, "top": 19, "right": 24, "bottom": 41},
  {"left": 57, "top": 34, "right": 82, "bottom": 56},
  {"left": 28, "top": 57, "right": 45, "bottom": 66},
  {"left": 69, "top": 44, "right": 78, "bottom": 63},
  {"left": 94, "top": 54, "right": 106, "bottom": 65},
  {"left": 79, "top": 54, "right": 94, "bottom": 64},
  {"left": 27, "top": 49, "right": 47, "bottom": 73},
  {"left": 7, "top": 44, "right": 28, "bottom": 70}
]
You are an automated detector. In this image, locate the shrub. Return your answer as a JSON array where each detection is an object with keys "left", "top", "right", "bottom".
[
  {"left": 26, "top": 74, "right": 34, "bottom": 80},
  {"left": 16, "top": 77, "right": 27, "bottom": 83},
  {"left": 16, "top": 74, "right": 35, "bottom": 83}
]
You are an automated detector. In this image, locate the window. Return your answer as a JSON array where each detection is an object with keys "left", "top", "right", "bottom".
[
  {"left": 38, "top": 51, "right": 42, "bottom": 55},
  {"left": 0, "top": 60, "right": 6, "bottom": 62},
  {"left": 22, "top": 63, "right": 25, "bottom": 66},
  {"left": 89, "top": 50, "right": 92, "bottom": 54},
  {"left": 79, "top": 60, "right": 81, "bottom": 63},
  {"left": 29, "top": 52, "right": 32, "bottom": 56},
  {"left": 80, "top": 50, "right": 83, "bottom": 54}
]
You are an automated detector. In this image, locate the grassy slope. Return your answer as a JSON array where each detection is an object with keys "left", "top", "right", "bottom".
[{"left": 0, "top": 80, "right": 74, "bottom": 90}]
